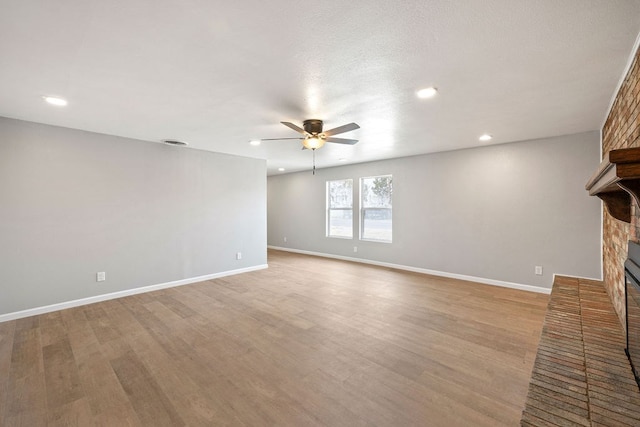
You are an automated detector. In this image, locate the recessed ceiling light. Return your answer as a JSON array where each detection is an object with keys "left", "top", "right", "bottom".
[
  {"left": 163, "top": 139, "right": 188, "bottom": 146},
  {"left": 249, "top": 140, "right": 261, "bottom": 146},
  {"left": 278, "top": 168, "right": 285, "bottom": 172},
  {"left": 479, "top": 134, "right": 493, "bottom": 142},
  {"left": 416, "top": 87, "right": 438, "bottom": 99},
  {"left": 43, "top": 96, "right": 68, "bottom": 106},
  {"left": 338, "top": 158, "right": 347, "bottom": 162}
]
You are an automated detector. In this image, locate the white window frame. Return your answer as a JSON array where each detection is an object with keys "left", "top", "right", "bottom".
[
  {"left": 326, "top": 179, "right": 353, "bottom": 239},
  {"left": 359, "top": 174, "right": 392, "bottom": 243}
]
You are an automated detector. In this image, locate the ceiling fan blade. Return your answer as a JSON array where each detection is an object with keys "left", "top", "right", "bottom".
[
  {"left": 323, "top": 122, "right": 360, "bottom": 137},
  {"left": 325, "top": 137, "right": 358, "bottom": 145},
  {"left": 259, "top": 137, "right": 303, "bottom": 141},
  {"left": 281, "top": 121, "right": 306, "bottom": 134}
]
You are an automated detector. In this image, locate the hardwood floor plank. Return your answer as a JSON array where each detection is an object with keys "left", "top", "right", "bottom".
[
  {"left": 73, "top": 345, "right": 133, "bottom": 417},
  {"left": 0, "top": 320, "right": 16, "bottom": 425},
  {"left": 92, "top": 403, "right": 143, "bottom": 427},
  {"left": 46, "top": 397, "right": 94, "bottom": 427},
  {"left": 6, "top": 320, "right": 47, "bottom": 424},
  {"left": 39, "top": 312, "right": 69, "bottom": 348},
  {"left": 274, "top": 362, "right": 368, "bottom": 426},
  {"left": 110, "top": 351, "right": 185, "bottom": 427},
  {"left": 10, "top": 319, "right": 43, "bottom": 380},
  {"left": 5, "top": 373, "right": 48, "bottom": 426},
  {"left": 83, "top": 305, "right": 122, "bottom": 344},
  {"left": 42, "top": 338, "right": 84, "bottom": 410},
  {"left": 153, "top": 292, "right": 197, "bottom": 319},
  {"left": 344, "top": 365, "right": 500, "bottom": 427},
  {"left": 59, "top": 308, "right": 99, "bottom": 358},
  {"left": 303, "top": 368, "right": 406, "bottom": 426}
]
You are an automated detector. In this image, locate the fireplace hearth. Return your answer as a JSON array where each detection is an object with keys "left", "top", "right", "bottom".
[{"left": 521, "top": 275, "right": 640, "bottom": 425}]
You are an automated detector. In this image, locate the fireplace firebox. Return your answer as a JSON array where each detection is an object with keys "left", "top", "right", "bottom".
[{"left": 625, "top": 240, "right": 640, "bottom": 391}]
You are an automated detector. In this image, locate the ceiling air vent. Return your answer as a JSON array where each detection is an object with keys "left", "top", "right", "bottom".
[{"left": 163, "top": 139, "right": 188, "bottom": 146}]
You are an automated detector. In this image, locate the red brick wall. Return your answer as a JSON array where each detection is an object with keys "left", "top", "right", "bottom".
[{"left": 602, "top": 45, "right": 640, "bottom": 326}]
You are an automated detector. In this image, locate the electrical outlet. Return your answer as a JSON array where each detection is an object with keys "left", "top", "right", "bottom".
[
  {"left": 236, "top": 252, "right": 242, "bottom": 260},
  {"left": 535, "top": 266, "right": 543, "bottom": 276},
  {"left": 353, "top": 246, "right": 358, "bottom": 253},
  {"left": 96, "top": 272, "right": 106, "bottom": 282}
]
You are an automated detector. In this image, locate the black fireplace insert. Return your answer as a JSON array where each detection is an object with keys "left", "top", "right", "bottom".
[{"left": 625, "top": 240, "right": 640, "bottom": 391}]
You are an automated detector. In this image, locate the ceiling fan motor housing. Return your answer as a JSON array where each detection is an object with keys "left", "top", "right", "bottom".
[{"left": 303, "top": 119, "right": 323, "bottom": 135}]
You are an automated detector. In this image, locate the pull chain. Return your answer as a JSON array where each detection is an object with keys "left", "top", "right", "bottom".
[{"left": 312, "top": 149, "right": 316, "bottom": 175}]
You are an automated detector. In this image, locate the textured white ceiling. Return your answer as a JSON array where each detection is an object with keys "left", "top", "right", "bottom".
[{"left": 1, "top": 1, "right": 639, "bottom": 174}]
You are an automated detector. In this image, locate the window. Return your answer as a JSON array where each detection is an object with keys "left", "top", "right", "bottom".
[
  {"left": 360, "top": 175, "right": 392, "bottom": 242},
  {"left": 327, "top": 179, "right": 353, "bottom": 238}
]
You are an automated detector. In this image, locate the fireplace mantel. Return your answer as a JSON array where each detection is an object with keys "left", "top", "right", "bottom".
[{"left": 586, "top": 147, "right": 640, "bottom": 223}]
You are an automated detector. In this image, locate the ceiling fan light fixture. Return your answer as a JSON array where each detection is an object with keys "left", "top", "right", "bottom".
[{"left": 302, "top": 135, "right": 325, "bottom": 150}]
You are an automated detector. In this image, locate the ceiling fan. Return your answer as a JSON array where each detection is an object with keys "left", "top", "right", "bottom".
[
  {"left": 260, "top": 119, "right": 360, "bottom": 174},
  {"left": 262, "top": 119, "right": 360, "bottom": 150}
]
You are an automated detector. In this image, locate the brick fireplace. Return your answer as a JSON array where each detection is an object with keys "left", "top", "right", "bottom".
[{"left": 603, "top": 43, "right": 640, "bottom": 328}]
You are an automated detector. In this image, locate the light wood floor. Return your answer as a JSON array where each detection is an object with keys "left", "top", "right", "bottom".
[{"left": 0, "top": 249, "right": 548, "bottom": 426}]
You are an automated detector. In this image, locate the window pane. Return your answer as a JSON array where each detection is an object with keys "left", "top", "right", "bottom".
[
  {"left": 328, "top": 179, "right": 353, "bottom": 208},
  {"left": 362, "top": 208, "right": 392, "bottom": 241},
  {"left": 329, "top": 209, "right": 353, "bottom": 238},
  {"left": 361, "top": 175, "right": 392, "bottom": 242},
  {"left": 327, "top": 179, "right": 353, "bottom": 238},
  {"left": 361, "top": 176, "right": 392, "bottom": 208}
]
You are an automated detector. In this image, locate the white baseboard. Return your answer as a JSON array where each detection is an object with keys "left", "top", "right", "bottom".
[
  {"left": 268, "top": 245, "right": 552, "bottom": 295},
  {"left": 0, "top": 264, "right": 268, "bottom": 323}
]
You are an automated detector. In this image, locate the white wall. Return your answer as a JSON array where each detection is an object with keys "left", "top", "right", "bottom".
[
  {"left": 268, "top": 131, "right": 602, "bottom": 290},
  {"left": 0, "top": 117, "right": 267, "bottom": 317}
]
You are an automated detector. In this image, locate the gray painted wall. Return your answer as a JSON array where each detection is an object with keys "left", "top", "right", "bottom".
[
  {"left": 0, "top": 117, "right": 267, "bottom": 315},
  {"left": 267, "top": 131, "right": 602, "bottom": 289}
]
